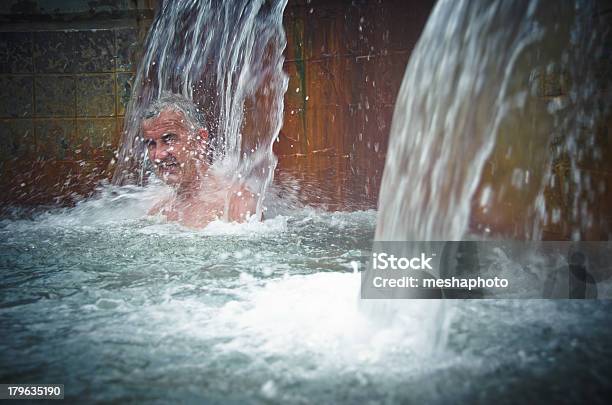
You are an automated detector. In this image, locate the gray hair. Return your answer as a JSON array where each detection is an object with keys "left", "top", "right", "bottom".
[{"left": 142, "top": 92, "right": 206, "bottom": 131}]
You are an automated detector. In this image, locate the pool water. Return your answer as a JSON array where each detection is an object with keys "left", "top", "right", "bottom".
[{"left": 1, "top": 184, "right": 611, "bottom": 404}]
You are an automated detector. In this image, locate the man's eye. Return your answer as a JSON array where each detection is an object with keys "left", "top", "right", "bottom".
[
  {"left": 144, "top": 139, "right": 155, "bottom": 147},
  {"left": 162, "top": 133, "right": 177, "bottom": 143}
]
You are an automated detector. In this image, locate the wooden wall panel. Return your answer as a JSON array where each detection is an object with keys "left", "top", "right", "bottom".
[{"left": 278, "top": 0, "right": 434, "bottom": 210}]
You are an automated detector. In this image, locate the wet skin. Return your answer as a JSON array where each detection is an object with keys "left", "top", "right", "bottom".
[
  {"left": 142, "top": 109, "right": 206, "bottom": 186},
  {"left": 142, "top": 109, "right": 258, "bottom": 227}
]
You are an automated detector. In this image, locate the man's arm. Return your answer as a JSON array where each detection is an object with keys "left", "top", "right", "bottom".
[{"left": 227, "top": 186, "right": 260, "bottom": 222}]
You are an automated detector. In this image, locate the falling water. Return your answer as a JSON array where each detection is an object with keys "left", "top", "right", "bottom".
[
  {"left": 367, "top": 0, "right": 610, "bottom": 353},
  {"left": 376, "top": 0, "right": 609, "bottom": 242},
  {"left": 111, "top": 0, "right": 288, "bottom": 219}
]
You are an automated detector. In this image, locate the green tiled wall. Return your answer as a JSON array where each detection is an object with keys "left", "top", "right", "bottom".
[{"left": 0, "top": 26, "right": 146, "bottom": 164}]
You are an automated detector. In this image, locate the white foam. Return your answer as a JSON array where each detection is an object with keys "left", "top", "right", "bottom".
[
  {"left": 201, "top": 215, "right": 288, "bottom": 236},
  {"left": 146, "top": 271, "right": 434, "bottom": 372}
]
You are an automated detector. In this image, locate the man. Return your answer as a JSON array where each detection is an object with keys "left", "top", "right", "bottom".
[{"left": 141, "top": 93, "right": 258, "bottom": 227}]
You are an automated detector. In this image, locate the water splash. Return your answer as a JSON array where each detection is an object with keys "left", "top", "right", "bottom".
[{"left": 112, "top": 0, "right": 289, "bottom": 220}]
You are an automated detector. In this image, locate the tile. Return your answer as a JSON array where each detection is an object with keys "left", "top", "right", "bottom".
[
  {"left": 34, "top": 31, "right": 77, "bottom": 73},
  {"left": 76, "top": 118, "right": 117, "bottom": 160},
  {"left": 0, "top": 159, "right": 83, "bottom": 206},
  {"left": 115, "top": 116, "right": 125, "bottom": 146},
  {"left": 75, "top": 30, "right": 115, "bottom": 73},
  {"left": 116, "top": 72, "right": 135, "bottom": 115},
  {"left": 79, "top": 159, "right": 112, "bottom": 186},
  {"left": 115, "top": 28, "right": 140, "bottom": 71},
  {"left": 35, "top": 75, "right": 76, "bottom": 117},
  {"left": 0, "top": 75, "right": 33, "bottom": 118},
  {"left": 34, "top": 119, "right": 77, "bottom": 160},
  {"left": 0, "top": 119, "right": 35, "bottom": 161},
  {"left": 0, "top": 32, "right": 34, "bottom": 73},
  {"left": 76, "top": 75, "right": 115, "bottom": 117}
]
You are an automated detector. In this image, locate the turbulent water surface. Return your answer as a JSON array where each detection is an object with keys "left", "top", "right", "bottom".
[{"left": 1, "top": 186, "right": 611, "bottom": 403}]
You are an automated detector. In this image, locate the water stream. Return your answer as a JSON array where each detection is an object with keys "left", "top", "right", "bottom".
[
  {"left": 370, "top": 0, "right": 610, "bottom": 359},
  {"left": 377, "top": 0, "right": 609, "bottom": 242},
  {"left": 112, "top": 0, "right": 288, "bottom": 220}
]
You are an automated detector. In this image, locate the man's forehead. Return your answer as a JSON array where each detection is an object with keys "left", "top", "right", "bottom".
[{"left": 142, "top": 109, "right": 191, "bottom": 135}]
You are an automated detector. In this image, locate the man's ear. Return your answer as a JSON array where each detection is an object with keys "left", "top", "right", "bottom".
[{"left": 198, "top": 128, "right": 209, "bottom": 142}]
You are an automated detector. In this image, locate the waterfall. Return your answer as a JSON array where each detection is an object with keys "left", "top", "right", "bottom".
[
  {"left": 111, "top": 0, "right": 289, "bottom": 219},
  {"left": 376, "top": 0, "right": 609, "bottom": 242},
  {"left": 365, "top": 0, "right": 609, "bottom": 353}
]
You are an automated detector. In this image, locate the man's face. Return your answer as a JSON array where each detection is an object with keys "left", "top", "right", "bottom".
[{"left": 142, "top": 109, "right": 207, "bottom": 186}]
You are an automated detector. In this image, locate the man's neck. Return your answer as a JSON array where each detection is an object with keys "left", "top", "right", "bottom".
[{"left": 175, "top": 171, "right": 220, "bottom": 202}]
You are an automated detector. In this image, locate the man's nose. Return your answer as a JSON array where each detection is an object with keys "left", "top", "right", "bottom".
[{"left": 151, "top": 144, "right": 170, "bottom": 162}]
